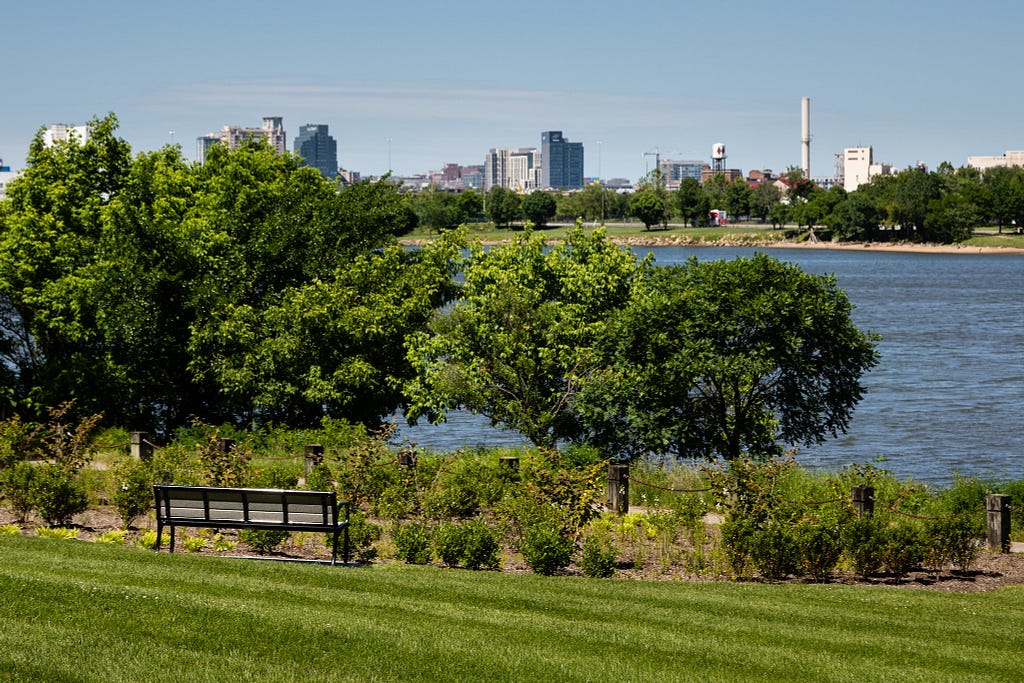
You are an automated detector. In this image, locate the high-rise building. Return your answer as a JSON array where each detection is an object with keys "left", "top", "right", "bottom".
[
  {"left": 293, "top": 124, "right": 338, "bottom": 178},
  {"left": 197, "top": 116, "right": 287, "bottom": 162},
  {"left": 540, "top": 131, "right": 584, "bottom": 190},
  {"left": 484, "top": 147, "right": 540, "bottom": 191}
]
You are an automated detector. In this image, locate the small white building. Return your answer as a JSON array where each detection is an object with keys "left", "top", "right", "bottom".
[
  {"left": 843, "top": 146, "right": 892, "bottom": 192},
  {"left": 0, "top": 160, "right": 16, "bottom": 201},
  {"left": 967, "top": 151, "right": 1024, "bottom": 172}
]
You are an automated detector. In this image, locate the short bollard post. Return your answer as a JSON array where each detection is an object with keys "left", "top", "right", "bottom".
[
  {"left": 397, "top": 449, "right": 417, "bottom": 469},
  {"left": 852, "top": 485, "right": 874, "bottom": 518},
  {"left": 499, "top": 456, "right": 519, "bottom": 472},
  {"left": 986, "top": 494, "right": 1011, "bottom": 553},
  {"left": 607, "top": 464, "right": 629, "bottom": 514},
  {"left": 304, "top": 444, "right": 324, "bottom": 477},
  {"left": 130, "top": 431, "right": 152, "bottom": 461},
  {"left": 218, "top": 438, "right": 235, "bottom": 454}
]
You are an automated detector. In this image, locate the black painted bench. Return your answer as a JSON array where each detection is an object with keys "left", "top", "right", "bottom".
[{"left": 153, "top": 485, "right": 350, "bottom": 565}]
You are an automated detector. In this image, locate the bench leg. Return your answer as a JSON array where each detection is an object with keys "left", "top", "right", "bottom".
[
  {"left": 169, "top": 526, "right": 176, "bottom": 553},
  {"left": 155, "top": 521, "right": 163, "bottom": 552}
]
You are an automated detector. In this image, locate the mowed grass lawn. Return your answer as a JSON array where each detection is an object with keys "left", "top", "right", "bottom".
[{"left": 1, "top": 535, "right": 1022, "bottom": 682}]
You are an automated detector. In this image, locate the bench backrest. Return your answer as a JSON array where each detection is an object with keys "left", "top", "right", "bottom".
[{"left": 154, "top": 485, "right": 339, "bottom": 528}]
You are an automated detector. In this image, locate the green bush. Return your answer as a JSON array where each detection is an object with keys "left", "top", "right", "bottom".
[
  {"left": 748, "top": 523, "right": 801, "bottom": 581},
  {"left": 344, "top": 512, "right": 382, "bottom": 563},
  {"left": 393, "top": 522, "right": 432, "bottom": 564},
  {"left": 928, "top": 514, "right": 982, "bottom": 573},
  {"left": 579, "top": 531, "right": 617, "bottom": 578},
  {"left": 842, "top": 515, "right": 885, "bottom": 578},
  {"left": 796, "top": 520, "right": 843, "bottom": 581},
  {"left": 433, "top": 521, "right": 464, "bottom": 567},
  {"left": 30, "top": 465, "right": 88, "bottom": 527},
  {"left": 0, "top": 415, "right": 32, "bottom": 471},
  {"left": 461, "top": 519, "right": 500, "bottom": 570},
  {"left": 239, "top": 528, "right": 290, "bottom": 554},
  {"left": 111, "top": 458, "right": 153, "bottom": 528},
  {"left": 719, "top": 515, "right": 756, "bottom": 577},
  {"left": 879, "top": 523, "right": 926, "bottom": 581},
  {"left": 1, "top": 460, "right": 37, "bottom": 521},
  {"left": 520, "top": 521, "right": 574, "bottom": 576},
  {"left": 36, "top": 526, "right": 78, "bottom": 540},
  {"left": 422, "top": 479, "right": 479, "bottom": 520}
]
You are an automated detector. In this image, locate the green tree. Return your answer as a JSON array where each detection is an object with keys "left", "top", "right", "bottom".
[
  {"left": 453, "top": 189, "right": 484, "bottom": 224},
  {"left": 578, "top": 255, "right": 880, "bottom": 461},
  {"left": 520, "top": 191, "right": 558, "bottom": 228},
  {"left": 485, "top": 186, "right": 521, "bottom": 228},
  {"left": 724, "top": 178, "right": 754, "bottom": 220},
  {"left": 405, "top": 224, "right": 650, "bottom": 447},
  {"left": 751, "top": 182, "right": 782, "bottom": 223},
  {"left": 892, "top": 169, "right": 943, "bottom": 239},
  {"left": 410, "top": 187, "right": 460, "bottom": 231},
  {"left": 983, "top": 165, "right": 1024, "bottom": 233},
  {"left": 703, "top": 173, "right": 730, "bottom": 210},
  {"left": 675, "top": 177, "right": 710, "bottom": 225},
  {"left": 827, "top": 193, "right": 879, "bottom": 241}
]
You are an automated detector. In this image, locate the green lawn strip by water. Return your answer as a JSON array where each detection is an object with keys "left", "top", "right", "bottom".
[{"left": 1, "top": 535, "right": 1022, "bottom": 682}]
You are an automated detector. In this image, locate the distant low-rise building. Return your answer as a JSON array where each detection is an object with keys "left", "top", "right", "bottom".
[
  {"left": 842, "top": 146, "right": 892, "bottom": 192},
  {"left": 659, "top": 159, "right": 703, "bottom": 190},
  {"left": 967, "top": 151, "right": 1024, "bottom": 171}
]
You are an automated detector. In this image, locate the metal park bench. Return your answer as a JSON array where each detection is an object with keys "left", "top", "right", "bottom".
[{"left": 153, "top": 485, "right": 350, "bottom": 565}]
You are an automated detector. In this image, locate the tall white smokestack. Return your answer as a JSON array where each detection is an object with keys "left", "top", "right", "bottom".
[{"left": 801, "top": 97, "right": 811, "bottom": 178}]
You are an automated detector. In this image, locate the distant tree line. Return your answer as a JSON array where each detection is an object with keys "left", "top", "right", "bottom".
[{"left": 405, "top": 163, "right": 1024, "bottom": 244}]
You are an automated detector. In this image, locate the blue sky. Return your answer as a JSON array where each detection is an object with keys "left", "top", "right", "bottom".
[{"left": 3, "top": 0, "right": 1021, "bottom": 182}]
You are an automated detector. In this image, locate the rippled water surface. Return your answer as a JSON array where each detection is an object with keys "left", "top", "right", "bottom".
[{"left": 399, "top": 247, "right": 1024, "bottom": 484}]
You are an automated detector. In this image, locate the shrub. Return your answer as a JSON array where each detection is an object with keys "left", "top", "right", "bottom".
[
  {"left": 843, "top": 515, "right": 885, "bottom": 578},
  {"left": 1, "top": 460, "right": 37, "bottom": 521},
  {"left": 344, "top": 512, "right": 382, "bottom": 563},
  {"left": 30, "top": 465, "right": 88, "bottom": 527},
  {"left": 183, "top": 535, "right": 208, "bottom": 553},
  {"left": 36, "top": 526, "right": 79, "bottom": 540},
  {"left": 1, "top": 524, "right": 21, "bottom": 535},
  {"left": 212, "top": 533, "right": 238, "bottom": 553},
  {"left": 925, "top": 514, "right": 982, "bottom": 573},
  {"left": 461, "top": 519, "right": 500, "bottom": 570},
  {"left": 719, "top": 515, "right": 756, "bottom": 577},
  {"left": 433, "top": 521, "right": 465, "bottom": 567},
  {"left": 748, "top": 523, "right": 801, "bottom": 581},
  {"left": 239, "top": 529, "right": 290, "bottom": 554},
  {"left": 0, "top": 415, "right": 32, "bottom": 471},
  {"left": 135, "top": 530, "right": 158, "bottom": 550},
  {"left": 879, "top": 523, "right": 926, "bottom": 582},
  {"left": 796, "top": 521, "right": 843, "bottom": 581},
  {"left": 393, "top": 522, "right": 432, "bottom": 565},
  {"left": 579, "top": 531, "right": 617, "bottom": 578},
  {"left": 111, "top": 458, "right": 153, "bottom": 528},
  {"left": 520, "top": 521, "right": 574, "bottom": 576},
  {"left": 422, "top": 479, "right": 479, "bottom": 520},
  {"left": 95, "top": 530, "right": 129, "bottom": 545}
]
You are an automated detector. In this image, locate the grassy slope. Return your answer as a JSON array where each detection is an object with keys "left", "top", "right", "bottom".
[{"left": 1, "top": 535, "right": 1022, "bottom": 682}]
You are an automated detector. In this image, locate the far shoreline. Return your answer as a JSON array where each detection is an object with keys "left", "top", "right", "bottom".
[{"left": 401, "top": 235, "right": 1024, "bottom": 255}]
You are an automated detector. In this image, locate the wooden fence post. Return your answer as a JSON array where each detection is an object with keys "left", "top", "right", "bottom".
[
  {"left": 218, "top": 438, "right": 235, "bottom": 454},
  {"left": 130, "top": 431, "right": 152, "bottom": 461},
  {"left": 397, "top": 449, "right": 417, "bottom": 469},
  {"left": 499, "top": 456, "right": 519, "bottom": 472},
  {"left": 304, "top": 444, "right": 324, "bottom": 477},
  {"left": 987, "top": 494, "right": 1011, "bottom": 553},
  {"left": 607, "top": 464, "right": 629, "bottom": 514},
  {"left": 852, "top": 485, "right": 874, "bottom": 518}
]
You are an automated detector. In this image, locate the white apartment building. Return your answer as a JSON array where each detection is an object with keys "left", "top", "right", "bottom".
[
  {"left": 484, "top": 147, "right": 540, "bottom": 191},
  {"left": 967, "top": 151, "right": 1024, "bottom": 172},
  {"left": 0, "top": 161, "right": 15, "bottom": 201},
  {"left": 43, "top": 123, "right": 90, "bottom": 147}
]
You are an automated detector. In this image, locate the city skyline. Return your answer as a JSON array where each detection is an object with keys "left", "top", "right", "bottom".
[{"left": 2, "top": 1, "right": 1021, "bottom": 182}]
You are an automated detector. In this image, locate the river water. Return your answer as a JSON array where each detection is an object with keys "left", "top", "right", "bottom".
[{"left": 398, "top": 246, "right": 1024, "bottom": 484}]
